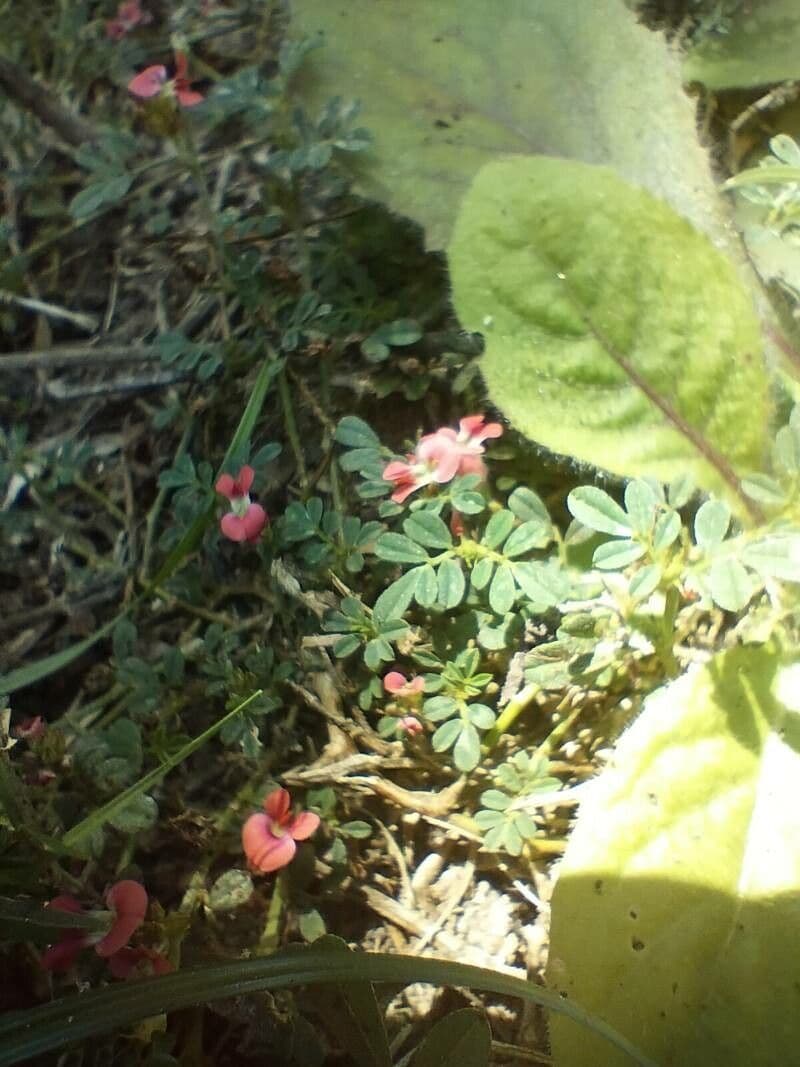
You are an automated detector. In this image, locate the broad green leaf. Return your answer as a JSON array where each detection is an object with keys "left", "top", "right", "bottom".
[
  {"left": 592, "top": 540, "right": 646, "bottom": 571},
  {"left": 708, "top": 557, "right": 753, "bottom": 612},
  {"left": 453, "top": 722, "right": 481, "bottom": 772},
  {"left": 375, "top": 533, "right": 429, "bottom": 564},
  {"left": 568, "top": 487, "right": 632, "bottom": 536},
  {"left": 335, "top": 416, "right": 380, "bottom": 449},
  {"left": 470, "top": 557, "right": 494, "bottom": 591},
  {"left": 432, "top": 719, "right": 462, "bottom": 753},
  {"left": 403, "top": 511, "right": 453, "bottom": 549},
  {"left": 628, "top": 564, "right": 661, "bottom": 603},
  {"left": 741, "top": 534, "right": 800, "bottom": 582},
  {"left": 502, "top": 520, "right": 551, "bottom": 557},
  {"left": 0, "top": 948, "right": 656, "bottom": 1066},
  {"left": 410, "top": 1008, "right": 490, "bottom": 1067},
  {"left": 508, "top": 486, "right": 550, "bottom": 524},
  {"left": 513, "top": 561, "right": 570, "bottom": 608},
  {"left": 373, "top": 568, "right": 421, "bottom": 623},
  {"left": 481, "top": 510, "right": 515, "bottom": 550},
  {"left": 548, "top": 647, "right": 800, "bottom": 1067},
  {"left": 694, "top": 499, "right": 731, "bottom": 550},
  {"left": 683, "top": 1, "right": 800, "bottom": 89},
  {"left": 488, "top": 565, "right": 516, "bottom": 615},
  {"left": 740, "top": 474, "right": 787, "bottom": 507},
  {"left": 651, "top": 509, "right": 682, "bottom": 551},
  {"left": 623, "top": 480, "right": 659, "bottom": 535},
  {"left": 293, "top": 0, "right": 737, "bottom": 251},
  {"left": 437, "top": 559, "right": 466, "bottom": 609},
  {"left": 414, "top": 565, "right": 439, "bottom": 607},
  {"left": 450, "top": 157, "right": 769, "bottom": 499}
]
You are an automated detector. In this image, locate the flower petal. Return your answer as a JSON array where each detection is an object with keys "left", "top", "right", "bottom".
[
  {"left": 215, "top": 473, "right": 236, "bottom": 499},
  {"left": 456, "top": 455, "right": 487, "bottom": 479},
  {"left": 242, "top": 813, "right": 297, "bottom": 872},
  {"left": 242, "top": 503, "right": 267, "bottom": 542},
  {"left": 49, "top": 895, "right": 83, "bottom": 914},
  {"left": 220, "top": 512, "right": 248, "bottom": 542},
  {"left": 128, "top": 65, "right": 168, "bottom": 99},
  {"left": 95, "top": 881, "right": 148, "bottom": 958},
  {"left": 264, "top": 787, "right": 291, "bottom": 821},
  {"left": 41, "top": 935, "right": 86, "bottom": 972},
  {"left": 383, "top": 671, "right": 408, "bottom": 694},
  {"left": 177, "top": 88, "right": 204, "bottom": 108},
  {"left": 289, "top": 811, "right": 320, "bottom": 841}
]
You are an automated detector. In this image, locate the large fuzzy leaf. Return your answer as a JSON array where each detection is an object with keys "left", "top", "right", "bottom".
[
  {"left": 684, "top": 1, "right": 800, "bottom": 90},
  {"left": 292, "top": 0, "right": 734, "bottom": 251},
  {"left": 547, "top": 646, "right": 800, "bottom": 1066},
  {"left": 448, "top": 156, "right": 769, "bottom": 497}
]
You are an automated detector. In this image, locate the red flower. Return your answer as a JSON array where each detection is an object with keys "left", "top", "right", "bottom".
[
  {"left": 383, "top": 671, "right": 425, "bottom": 700},
  {"left": 215, "top": 465, "right": 268, "bottom": 543},
  {"left": 242, "top": 788, "right": 320, "bottom": 874},
  {"left": 383, "top": 414, "right": 502, "bottom": 504},
  {"left": 106, "top": 0, "right": 151, "bottom": 39},
  {"left": 128, "top": 52, "right": 203, "bottom": 108},
  {"left": 40, "top": 881, "right": 148, "bottom": 973}
]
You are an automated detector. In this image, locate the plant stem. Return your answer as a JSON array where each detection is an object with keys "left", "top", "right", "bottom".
[{"left": 278, "top": 367, "right": 309, "bottom": 492}]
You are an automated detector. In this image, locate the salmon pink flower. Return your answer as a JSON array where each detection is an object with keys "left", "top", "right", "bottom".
[
  {"left": 216, "top": 465, "right": 268, "bottom": 543},
  {"left": 106, "top": 0, "right": 151, "bottom": 39},
  {"left": 40, "top": 881, "right": 148, "bottom": 972},
  {"left": 397, "top": 715, "right": 424, "bottom": 736},
  {"left": 383, "top": 671, "right": 425, "bottom": 700},
  {"left": 128, "top": 52, "right": 203, "bottom": 108},
  {"left": 417, "top": 414, "right": 503, "bottom": 482},
  {"left": 383, "top": 414, "right": 502, "bottom": 503},
  {"left": 14, "top": 715, "right": 46, "bottom": 740},
  {"left": 242, "top": 788, "right": 320, "bottom": 874}
]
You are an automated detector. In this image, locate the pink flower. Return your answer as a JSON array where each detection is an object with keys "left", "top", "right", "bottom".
[
  {"left": 14, "top": 715, "right": 46, "bottom": 740},
  {"left": 242, "top": 788, "right": 320, "bottom": 874},
  {"left": 128, "top": 52, "right": 204, "bottom": 108},
  {"left": 106, "top": 0, "right": 151, "bottom": 39},
  {"left": 216, "top": 465, "right": 268, "bottom": 543},
  {"left": 397, "top": 715, "right": 424, "bottom": 736},
  {"left": 383, "top": 671, "right": 425, "bottom": 700},
  {"left": 417, "top": 415, "right": 503, "bottom": 482},
  {"left": 41, "top": 881, "right": 148, "bottom": 973},
  {"left": 383, "top": 414, "right": 502, "bottom": 504}
]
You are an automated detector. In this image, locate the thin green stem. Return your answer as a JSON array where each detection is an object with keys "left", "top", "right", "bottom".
[
  {"left": 278, "top": 368, "right": 309, "bottom": 492},
  {"left": 483, "top": 683, "right": 540, "bottom": 751}
]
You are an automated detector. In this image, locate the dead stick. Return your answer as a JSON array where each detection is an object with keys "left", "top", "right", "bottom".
[{"left": 0, "top": 55, "right": 98, "bottom": 147}]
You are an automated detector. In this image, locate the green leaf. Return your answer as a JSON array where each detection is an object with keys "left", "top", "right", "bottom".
[
  {"left": 481, "top": 510, "right": 516, "bottom": 550},
  {"left": 453, "top": 722, "right": 481, "bottom": 771},
  {"left": 651, "top": 510, "right": 682, "bottom": 551},
  {"left": 0, "top": 949, "right": 656, "bottom": 1067},
  {"left": 403, "top": 511, "right": 453, "bottom": 549},
  {"left": 375, "top": 533, "right": 429, "bottom": 564},
  {"left": 568, "top": 488, "right": 632, "bottom": 536},
  {"left": 741, "top": 535, "right": 800, "bottom": 582},
  {"left": 513, "top": 561, "right": 570, "bottom": 608},
  {"left": 489, "top": 565, "right": 516, "bottom": 615},
  {"left": 694, "top": 500, "right": 731, "bottom": 550},
  {"left": 470, "top": 557, "right": 494, "bottom": 591},
  {"left": 467, "top": 703, "right": 496, "bottom": 730},
  {"left": 451, "top": 491, "right": 486, "bottom": 515},
  {"left": 623, "top": 480, "right": 659, "bottom": 535},
  {"left": 364, "top": 638, "right": 393, "bottom": 671},
  {"left": 432, "top": 719, "right": 462, "bottom": 753},
  {"left": 740, "top": 474, "right": 787, "bottom": 507},
  {"left": 335, "top": 416, "right": 380, "bottom": 449},
  {"left": 294, "top": 0, "right": 738, "bottom": 253},
  {"left": 708, "top": 557, "right": 753, "bottom": 613},
  {"left": 69, "top": 175, "right": 132, "bottom": 220},
  {"left": 108, "top": 794, "right": 157, "bottom": 834},
  {"left": 508, "top": 486, "right": 550, "bottom": 524},
  {"left": 502, "top": 520, "right": 551, "bottom": 557},
  {"left": 0, "top": 896, "right": 111, "bottom": 945},
  {"left": 373, "top": 568, "right": 421, "bottom": 623},
  {"left": 683, "top": 0, "right": 800, "bottom": 89},
  {"left": 547, "top": 646, "right": 800, "bottom": 1067},
  {"left": 415, "top": 565, "right": 439, "bottom": 607},
  {"left": 592, "top": 540, "right": 646, "bottom": 571},
  {"left": 424, "top": 696, "right": 459, "bottom": 723},
  {"left": 628, "top": 564, "right": 662, "bottom": 603},
  {"left": 410, "top": 1008, "right": 490, "bottom": 1067},
  {"left": 311, "top": 937, "right": 392, "bottom": 1067},
  {"left": 333, "top": 634, "right": 361, "bottom": 659},
  {"left": 437, "top": 559, "right": 466, "bottom": 609},
  {"left": 450, "top": 157, "right": 768, "bottom": 498}
]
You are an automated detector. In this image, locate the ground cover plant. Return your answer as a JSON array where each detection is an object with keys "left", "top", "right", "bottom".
[{"left": 1, "top": 1, "right": 800, "bottom": 1064}]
